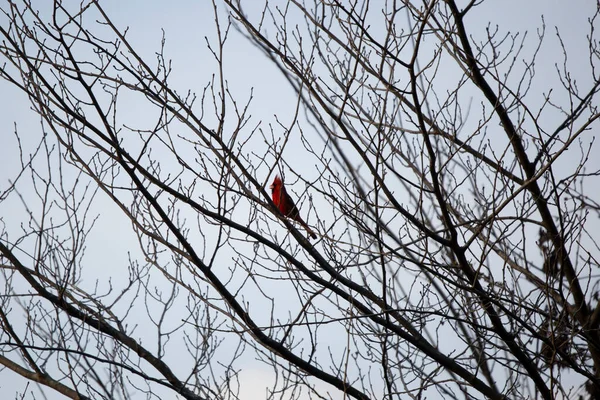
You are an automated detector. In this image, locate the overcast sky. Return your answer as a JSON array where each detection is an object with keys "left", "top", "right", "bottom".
[{"left": 0, "top": 1, "right": 598, "bottom": 399}]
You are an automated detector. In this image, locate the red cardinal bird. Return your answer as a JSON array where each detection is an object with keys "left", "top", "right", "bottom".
[{"left": 269, "top": 175, "right": 317, "bottom": 239}]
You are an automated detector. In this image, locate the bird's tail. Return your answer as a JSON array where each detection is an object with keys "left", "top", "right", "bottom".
[{"left": 299, "top": 220, "right": 317, "bottom": 240}]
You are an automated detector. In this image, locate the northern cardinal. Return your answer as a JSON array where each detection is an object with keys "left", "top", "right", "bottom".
[{"left": 269, "top": 175, "right": 317, "bottom": 239}]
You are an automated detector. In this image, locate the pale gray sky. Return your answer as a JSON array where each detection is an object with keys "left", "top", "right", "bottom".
[{"left": 0, "top": 1, "right": 598, "bottom": 399}]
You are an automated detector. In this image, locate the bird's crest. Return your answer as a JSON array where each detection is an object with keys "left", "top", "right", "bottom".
[{"left": 270, "top": 175, "right": 283, "bottom": 190}]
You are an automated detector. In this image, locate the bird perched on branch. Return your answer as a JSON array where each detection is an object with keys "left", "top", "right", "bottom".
[{"left": 269, "top": 175, "right": 317, "bottom": 239}]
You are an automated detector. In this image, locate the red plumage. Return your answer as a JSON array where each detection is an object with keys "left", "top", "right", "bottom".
[{"left": 269, "top": 175, "right": 317, "bottom": 239}]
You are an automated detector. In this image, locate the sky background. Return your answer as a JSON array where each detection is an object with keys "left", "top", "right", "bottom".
[{"left": 0, "top": 0, "right": 599, "bottom": 399}]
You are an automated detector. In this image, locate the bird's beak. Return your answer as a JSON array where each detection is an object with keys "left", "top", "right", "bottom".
[{"left": 269, "top": 184, "right": 274, "bottom": 191}]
